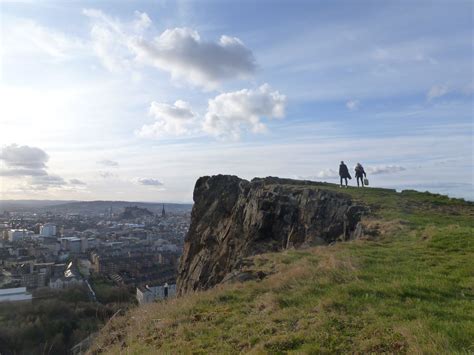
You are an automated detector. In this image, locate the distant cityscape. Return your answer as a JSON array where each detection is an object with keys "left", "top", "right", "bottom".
[{"left": 0, "top": 201, "right": 191, "bottom": 305}]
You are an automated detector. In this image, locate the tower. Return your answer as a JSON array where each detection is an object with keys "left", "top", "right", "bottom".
[{"left": 161, "top": 204, "right": 166, "bottom": 218}]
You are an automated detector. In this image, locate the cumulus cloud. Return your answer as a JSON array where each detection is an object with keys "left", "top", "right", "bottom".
[
  {"left": 0, "top": 144, "right": 70, "bottom": 190},
  {"left": 346, "top": 99, "right": 360, "bottom": 111},
  {"left": 83, "top": 9, "right": 256, "bottom": 88},
  {"left": 130, "top": 28, "right": 256, "bottom": 88},
  {"left": 134, "top": 177, "right": 163, "bottom": 186},
  {"left": 366, "top": 165, "right": 406, "bottom": 175},
  {"left": 296, "top": 169, "right": 339, "bottom": 181},
  {"left": 427, "top": 85, "right": 449, "bottom": 101},
  {"left": 137, "top": 100, "right": 196, "bottom": 138},
  {"left": 0, "top": 144, "right": 48, "bottom": 170},
  {"left": 203, "top": 84, "right": 286, "bottom": 139},
  {"left": 316, "top": 169, "right": 339, "bottom": 178},
  {"left": 97, "top": 159, "right": 119, "bottom": 167}
]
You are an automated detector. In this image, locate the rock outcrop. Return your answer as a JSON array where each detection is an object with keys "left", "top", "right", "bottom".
[
  {"left": 177, "top": 175, "right": 367, "bottom": 295},
  {"left": 119, "top": 206, "right": 153, "bottom": 220}
]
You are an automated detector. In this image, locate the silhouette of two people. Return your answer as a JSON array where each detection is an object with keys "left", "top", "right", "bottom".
[{"left": 339, "top": 161, "right": 367, "bottom": 188}]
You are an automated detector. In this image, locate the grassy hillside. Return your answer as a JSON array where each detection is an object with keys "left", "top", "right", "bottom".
[{"left": 90, "top": 186, "right": 473, "bottom": 354}]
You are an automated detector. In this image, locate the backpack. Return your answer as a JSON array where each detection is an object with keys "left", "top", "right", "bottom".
[{"left": 364, "top": 178, "right": 369, "bottom": 186}]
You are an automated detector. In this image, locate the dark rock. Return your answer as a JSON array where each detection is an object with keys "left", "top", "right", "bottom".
[
  {"left": 119, "top": 206, "right": 153, "bottom": 220},
  {"left": 177, "top": 175, "right": 368, "bottom": 295}
]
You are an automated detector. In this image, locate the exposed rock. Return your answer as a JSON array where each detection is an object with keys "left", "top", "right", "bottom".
[
  {"left": 119, "top": 206, "right": 153, "bottom": 220},
  {"left": 177, "top": 175, "right": 368, "bottom": 295}
]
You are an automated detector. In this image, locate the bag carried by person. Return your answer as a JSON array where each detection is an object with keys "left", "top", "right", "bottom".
[{"left": 364, "top": 178, "right": 369, "bottom": 186}]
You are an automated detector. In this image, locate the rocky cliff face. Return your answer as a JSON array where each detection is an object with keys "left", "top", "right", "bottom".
[{"left": 177, "top": 175, "right": 367, "bottom": 295}]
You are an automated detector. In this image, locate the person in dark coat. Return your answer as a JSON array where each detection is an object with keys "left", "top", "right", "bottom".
[
  {"left": 339, "top": 161, "right": 351, "bottom": 187},
  {"left": 355, "top": 163, "right": 367, "bottom": 187}
]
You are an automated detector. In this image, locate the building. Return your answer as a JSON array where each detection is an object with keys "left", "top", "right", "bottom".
[
  {"left": 22, "top": 272, "right": 47, "bottom": 288},
  {"left": 3, "top": 256, "right": 35, "bottom": 268},
  {"left": 40, "top": 223, "right": 56, "bottom": 237},
  {"left": 59, "top": 237, "right": 82, "bottom": 253},
  {"left": 80, "top": 237, "right": 88, "bottom": 252},
  {"left": 49, "top": 261, "right": 83, "bottom": 289},
  {"left": 8, "top": 229, "right": 30, "bottom": 242},
  {"left": 136, "top": 283, "right": 176, "bottom": 305},
  {"left": 0, "top": 287, "right": 32, "bottom": 303}
]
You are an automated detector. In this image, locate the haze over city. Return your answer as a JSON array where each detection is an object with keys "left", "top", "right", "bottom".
[{"left": 1, "top": 0, "right": 473, "bottom": 202}]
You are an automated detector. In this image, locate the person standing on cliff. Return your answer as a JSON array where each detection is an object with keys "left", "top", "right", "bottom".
[
  {"left": 355, "top": 163, "right": 367, "bottom": 187},
  {"left": 339, "top": 161, "right": 351, "bottom": 188}
]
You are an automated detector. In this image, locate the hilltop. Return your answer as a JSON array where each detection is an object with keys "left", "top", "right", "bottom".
[
  {"left": 178, "top": 176, "right": 367, "bottom": 294},
  {"left": 118, "top": 206, "right": 154, "bottom": 220},
  {"left": 90, "top": 176, "right": 473, "bottom": 354}
]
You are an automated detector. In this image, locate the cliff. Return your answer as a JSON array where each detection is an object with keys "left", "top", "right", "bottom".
[{"left": 177, "top": 175, "right": 367, "bottom": 295}]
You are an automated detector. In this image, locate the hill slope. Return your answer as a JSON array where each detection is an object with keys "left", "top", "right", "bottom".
[{"left": 90, "top": 178, "right": 473, "bottom": 354}]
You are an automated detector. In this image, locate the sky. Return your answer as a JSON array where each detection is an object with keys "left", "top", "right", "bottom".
[{"left": 0, "top": 0, "right": 472, "bottom": 203}]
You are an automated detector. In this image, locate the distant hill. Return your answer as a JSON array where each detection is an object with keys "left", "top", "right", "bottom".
[
  {"left": 0, "top": 200, "right": 77, "bottom": 212},
  {"left": 0, "top": 200, "right": 192, "bottom": 214}
]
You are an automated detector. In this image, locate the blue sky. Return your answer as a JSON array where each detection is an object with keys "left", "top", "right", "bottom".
[{"left": 0, "top": 0, "right": 472, "bottom": 202}]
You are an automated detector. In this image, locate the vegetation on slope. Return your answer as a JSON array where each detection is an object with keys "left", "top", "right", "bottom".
[
  {"left": 90, "top": 186, "right": 473, "bottom": 354},
  {"left": 0, "top": 287, "right": 126, "bottom": 354},
  {"left": 90, "top": 275, "right": 137, "bottom": 304}
]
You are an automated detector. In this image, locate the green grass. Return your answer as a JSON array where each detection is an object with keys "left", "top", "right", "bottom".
[
  {"left": 89, "top": 275, "right": 137, "bottom": 304},
  {"left": 90, "top": 187, "right": 473, "bottom": 354}
]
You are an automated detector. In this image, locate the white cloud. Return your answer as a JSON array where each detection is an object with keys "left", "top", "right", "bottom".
[
  {"left": 296, "top": 168, "right": 339, "bottom": 181},
  {"left": 0, "top": 144, "right": 70, "bottom": 190},
  {"left": 83, "top": 9, "right": 256, "bottom": 88},
  {"left": 130, "top": 28, "right": 256, "bottom": 89},
  {"left": 346, "top": 99, "right": 360, "bottom": 111},
  {"left": 137, "top": 100, "right": 196, "bottom": 138},
  {"left": 316, "top": 168, "right": 339, "bottom": 178},
  {"left": 97, "top": 159, "right": 119, "bottom": 167},
  {"left": 203, "top": 84, "right": 286, "bottom": 139},
  {"left": 134, "top": 177, "right": 163, "bottom": 186},
  {"left": 0, "top": 144, "right": 48, "bottom": 169},
  {"left": 137, "top": 84, "right": 286, "bottom": 140},
  {"left": 132, "top": 11, "right": 151, "bottom": 32},
  {"left": 427, "top": 85, "right": 449, "bottom": 101},
  {"left": 366, "top": 165, "right": 406, "bottom": 175}
]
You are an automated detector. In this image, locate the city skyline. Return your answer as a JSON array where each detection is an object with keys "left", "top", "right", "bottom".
[{"left": 1, "top": 0, "right": 473, "bottom": 202}]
